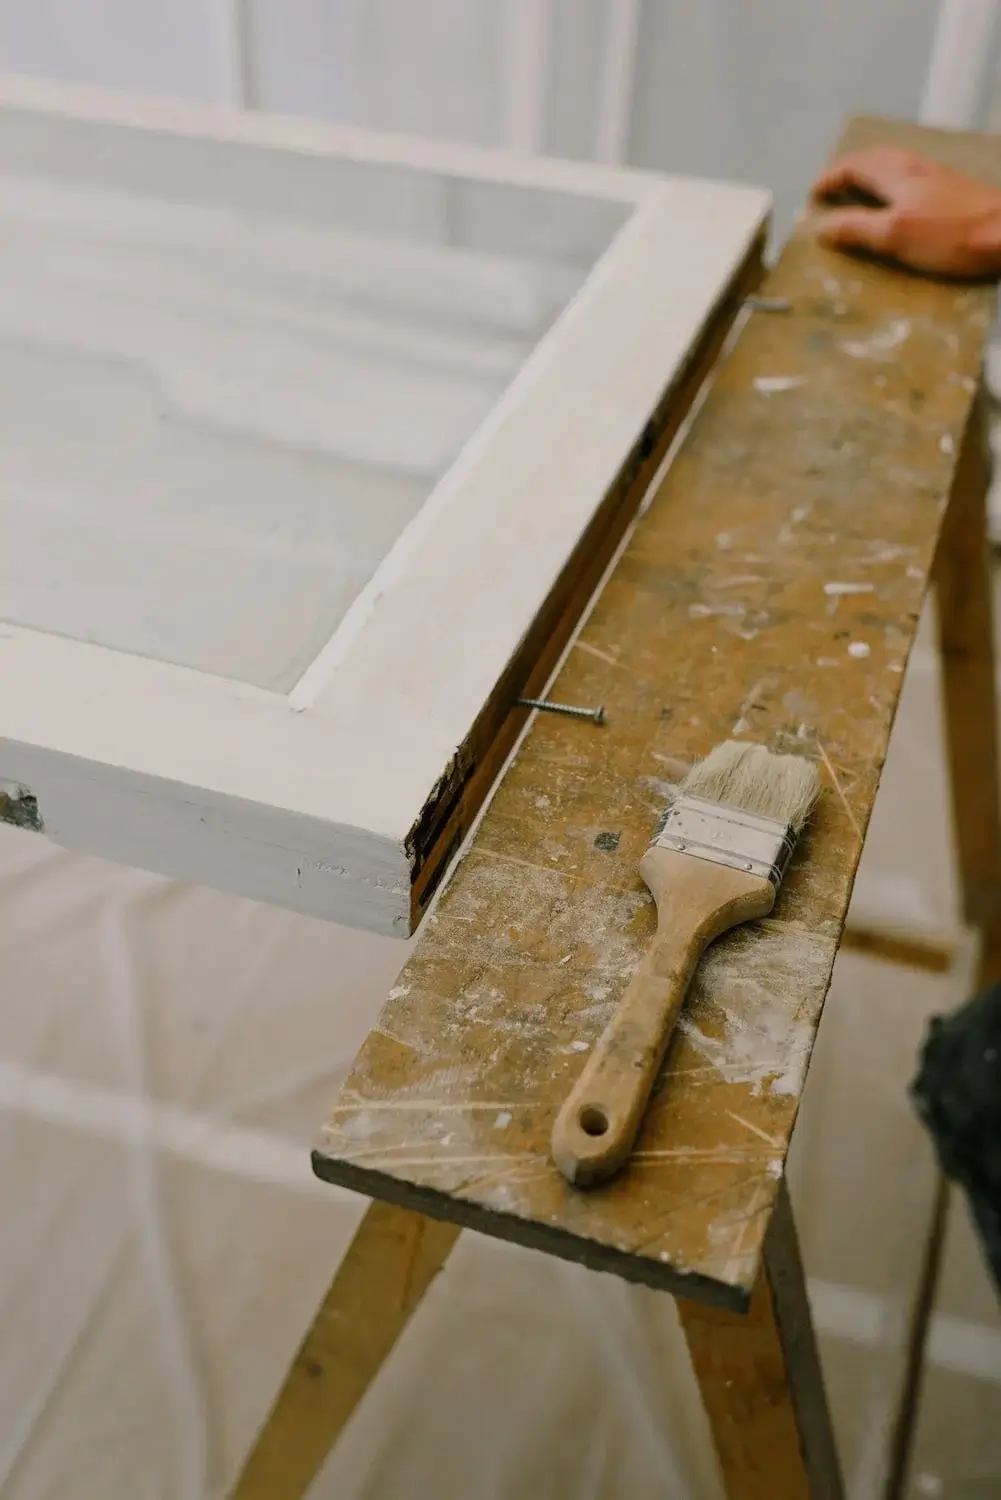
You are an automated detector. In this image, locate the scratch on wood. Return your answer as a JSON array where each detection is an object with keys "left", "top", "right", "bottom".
[
  {"left": 575, "top": 640, "right": 623, "bottom": 668},
  {"left": 815, "top": 741, "right": 863, "bottom": 846},
  {"left": 725, "top": 1110, "right": 783, "bottom": 1148}
]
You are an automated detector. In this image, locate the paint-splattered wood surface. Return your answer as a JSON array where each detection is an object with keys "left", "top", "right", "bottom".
[{"left": 315, "top": 117, "right": 998, "bottom": 1311}]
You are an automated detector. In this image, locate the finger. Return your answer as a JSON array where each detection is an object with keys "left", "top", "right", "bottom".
[
  {"left": 812, "top": 148, "right": 919, "bottom": 204},
  {"left": 814, "top": 205, "right": 897, "bottom": 255}
]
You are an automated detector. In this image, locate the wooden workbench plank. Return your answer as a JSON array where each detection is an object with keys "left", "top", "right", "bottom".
[{"left": 315, "top": 116, "right": 997, "bottom": 1310}]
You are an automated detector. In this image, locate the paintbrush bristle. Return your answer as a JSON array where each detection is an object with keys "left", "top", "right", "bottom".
[{"left": 680, "top": 740, "right": 819, "bottom": 833}]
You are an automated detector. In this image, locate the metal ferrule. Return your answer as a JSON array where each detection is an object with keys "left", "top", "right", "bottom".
[{"left": 652, "top": 794, "right": 796, "bottom": 889}]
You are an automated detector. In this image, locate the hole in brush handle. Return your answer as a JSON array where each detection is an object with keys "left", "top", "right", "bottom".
[{"left": 577, "top": 1105, "right": 609, "bottom": 1137}]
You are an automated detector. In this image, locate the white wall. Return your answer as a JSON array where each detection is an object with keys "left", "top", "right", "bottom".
[
  {"left": 0, "top": 0, "right": 945, "bottom": 243},
  {"left": 628, "top": 0, "right": 942, "bottom": 237}
]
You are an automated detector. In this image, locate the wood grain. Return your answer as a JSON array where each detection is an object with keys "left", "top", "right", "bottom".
[
  {"left": 229, "top": 1202, "right": 459, "bottom": 1500},
  {"left": 315, "top": 116, "right": 1000, "bottom": 1311}
]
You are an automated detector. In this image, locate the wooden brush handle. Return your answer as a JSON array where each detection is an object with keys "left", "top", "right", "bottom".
[{"left": 551, "top": 848, "right": 775, "bottom": 1187}]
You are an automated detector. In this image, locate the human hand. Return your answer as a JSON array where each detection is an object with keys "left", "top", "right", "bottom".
[{"left": 812, "top": 146, "right": 1001, "bottom": 278}]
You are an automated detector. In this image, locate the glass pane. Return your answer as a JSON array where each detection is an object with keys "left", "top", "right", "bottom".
[{"left": 0, "top": 109, "right": 631, "bottom": 691}]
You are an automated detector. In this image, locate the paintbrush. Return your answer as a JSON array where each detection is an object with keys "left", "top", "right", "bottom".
[{"left": 551, "top": 740, "right": 819, "bottom": 1188}]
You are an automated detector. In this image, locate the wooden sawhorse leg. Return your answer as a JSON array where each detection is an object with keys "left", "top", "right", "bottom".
[
  {"left": 229, "top": 1201, "right": 459, "bottom": 1500},
  {"left": 873, "top": 384, "right": 1001, "bottom": 1499},
  {"left": 680, "top": 1181, "right": 843, "bottom": 1500},
  {"left": 230, "top": 1181, "right": 840, "bottom": 1500}
]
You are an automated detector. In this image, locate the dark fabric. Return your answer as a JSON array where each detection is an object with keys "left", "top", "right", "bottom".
[{"left": 911, "top": 982, "right": 1001, "bottom": 1299}]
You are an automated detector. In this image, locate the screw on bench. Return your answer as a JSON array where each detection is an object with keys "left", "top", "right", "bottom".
[{"left": 516, "top": 697, "right": 606, "bottom": 726}]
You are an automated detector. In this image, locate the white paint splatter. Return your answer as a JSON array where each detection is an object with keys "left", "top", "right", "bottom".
[
  {"left": 824, "top": 581, "right": 874, "bottom": 597},
  {"left": 753, "top": 374, "right": 805, "bottom": 394},
  {"left": 841, "top": 318, "right": 910, "bottom": 360},
  {"left": 939, "top": 433, "right": 955, "bottom": 456},
  {"left": 493, "top": 1111, "right": 512, "bottom": 1130},
  {"left": 848, "top": 641, "right": 870, "bottom": 659},
  {"left": 569, "top": 1039, "right": 590, "bottom": 1053},
  {"left": 689, "top": 601, "right": 745, "bottom": 620}
]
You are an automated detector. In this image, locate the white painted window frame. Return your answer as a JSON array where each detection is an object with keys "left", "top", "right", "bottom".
[{"left": 0, "top": 73, "right": 769, "bottom": 936}]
